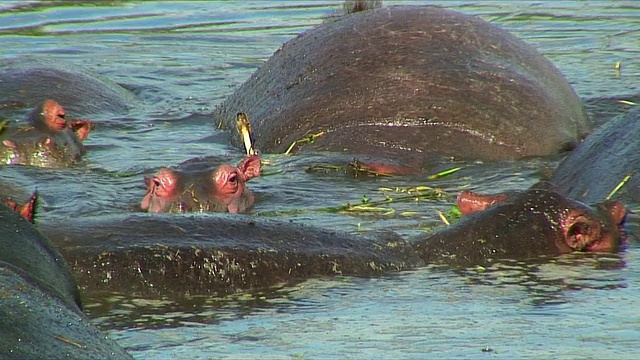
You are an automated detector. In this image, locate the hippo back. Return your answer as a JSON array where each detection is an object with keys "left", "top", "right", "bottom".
[
  {"left": 0, "top": 59, "right": 137, "bottom": 116},
  {"left": 214, "top": 5, "right": 589, "bottom": 162},
  {"left": 552, "top": 107, "right": 640, "bottom": 204}
]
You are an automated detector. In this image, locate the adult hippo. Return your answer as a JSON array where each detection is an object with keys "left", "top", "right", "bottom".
[
  {"left": 0, "top": 99, "right": 92, "bottom": 167},
  {"left": 551, "top": 106, "right": 640, "bottom": 204},
  {"left": 40, "top": 214, "right": 422, "bottom": 299},
  {"left": 0, "top": 201, "right": 131, "bottom": 359},
  {"left": 0, "top": 59, "right": 138, "bottom": 116},
  {"left": 413, "top": 182, "right": 627, "bottom": 268},
  {"left": 214, "top": 5, "right": 589, "bottom": 170}
]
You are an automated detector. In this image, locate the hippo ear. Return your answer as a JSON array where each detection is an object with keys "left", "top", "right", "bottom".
[
  {"left": 564, "top": 215, "right": 600, "bottom": 251},
  {"left": 601, "top": 200, "right": 627, "bottom": 226},
  {"left": 2, "top": 139, "right": 18, "bottom": 149},
  {"left": 457, "top": 190, "right": 509, "bottom": 215},
  {"left": 237, "top": 155, "right": 262, "bottom": 181},
  {"left": 70, "top": 119, "right": 92, "bottom": 141}
]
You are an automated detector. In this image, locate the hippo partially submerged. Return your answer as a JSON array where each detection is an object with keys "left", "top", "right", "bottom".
[
  {"left": 214, "top": 5, "right": 589, "bottom": 168},
  {"left": 0, "top": 60, "right": 137, "bottom": 116},
  {"left": 413, "top": 183, "right": 627, "bottom": 268},
  {"left": 552, "top": 106, "right": 640, "bottom": 204},
  {"left": 0, "top": 200, "right": 131, "bottom": 359},
  {"left": 141, "top": 155, "right": 262, "bottom": 213},
  {"left": 0, "top": 99, "right": 91, "bottom": 167}
]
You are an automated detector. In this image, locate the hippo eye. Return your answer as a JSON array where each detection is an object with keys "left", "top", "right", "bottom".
[
  {"left": 228, "top": 173, "right": 237, "bottom": 185},
  {"left": 154, "top": 178, "right": 162, "bottom": 188}
]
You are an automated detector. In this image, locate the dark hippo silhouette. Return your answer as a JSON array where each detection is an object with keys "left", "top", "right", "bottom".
[
  {"left": 413, "top": 183, "right": 627, "bottom": 268},
  {"left": 40, "top": 214, "right": 422, "bottom": 299},
  {"left": 0, "top": 99, "right": 92, "bottom": 167},
  {"left": 0, "top": 201, "right": 131, "bottom": 359},
  {"left": 0, "top": 59, "right": 137, "bottom": 116},
  {"left": 214, "top": 5, "right": 589, "bottom": 169},
  {"left": 552, "top": 106, "right": 640, "bottom": 204},
  {"left": 141, "top": 155, "right": 262, "bottom": 213}
]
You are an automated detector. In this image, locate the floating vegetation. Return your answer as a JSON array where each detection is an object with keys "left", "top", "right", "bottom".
[
  {"left": 428, "top": 166, "right": 462, "bottom": 180},
  {"left": 284, "top": 131, "right": 325, "bottom": 155},
  {"left": 606, "top": 173, "right": 633, "bottom": 200},
  {"left": 235, "top": 112, "right": 256, "bottom": 156}
]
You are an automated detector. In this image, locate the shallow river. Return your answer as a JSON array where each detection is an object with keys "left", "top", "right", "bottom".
[{"left": 1, "top": 1, "right": 639, "bottom": 359}]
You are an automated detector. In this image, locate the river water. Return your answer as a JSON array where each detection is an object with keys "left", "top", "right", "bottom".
[{"left": 0, "top": 1, "right": 639, "bottom": 359}]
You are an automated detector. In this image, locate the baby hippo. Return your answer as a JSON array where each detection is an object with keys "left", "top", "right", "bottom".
[
  {"left": 1, "top": 99, "right": 91, "bottom": 167},
  {"left": 141, "top": 155, "right": 261, "bottom": 214}
]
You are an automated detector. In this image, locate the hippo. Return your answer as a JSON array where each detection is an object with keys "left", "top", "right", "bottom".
[
  {"left": 39, "top": 214, "right": 422, "bottom": 299},
  {"left": 0, "top": 201, "right": 131, "bottom": 359},
  {"left": 412, "top": 182, "right": 627, "bottom": 268},
  {"left": 141, "top": 155, "right": 262, "bottom": 213},
  {"left": 0, "top": 60, "right": 137, "bottom": 116},
  {"left": 0, "top": 99, "right": 91, "bottom": 167},
  {"left": 551, "top": 106, "right": 640, "bottom": 204},
  {"left": 214, "top": 5, "right": 589, "bottom": 171}
]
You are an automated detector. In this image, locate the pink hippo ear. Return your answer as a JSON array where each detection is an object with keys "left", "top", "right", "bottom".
[
  {"left": 70, "top": 119, "right": 92, "bottom": 141},
  {"left": 457, "top": 190, "right": 509, "bottom": 216},
  {"left": 236, "top": 155, "right": 262, "bottom": 182},
  {"left": 601, "top": 200, "right": 627, "bottom": 226}
]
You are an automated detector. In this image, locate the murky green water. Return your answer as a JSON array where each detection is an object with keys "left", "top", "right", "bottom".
[{"left": 1, "top": 1, "right": 639, "bottom": 358}]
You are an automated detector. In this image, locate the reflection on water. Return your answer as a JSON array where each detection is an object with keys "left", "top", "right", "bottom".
[{"left": 1, "top": 0, "right": 639, "bottom": 358}]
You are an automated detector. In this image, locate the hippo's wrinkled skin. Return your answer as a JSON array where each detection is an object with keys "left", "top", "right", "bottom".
[
  {"left": 552, "top": 107, "right": 640, "bottom": 204},
  {"left": 0, "top": 99, "right": 91, "bottom": 167},
  {"left": 0, "top": 203, "right": 132, "bottom": 359},
  {"left": 0, "top": 60, "right": 137, "bottom": 116},
  {"left": 40, "top": 214, "right": 422, "bottom": 299},
  {"left": 141, "top": 155, "right": 262, "bottom": 213},
  {"left": 214, "top": 5, "right": 589, "bottom": 168},
  {"left": 413, "top": 183, "right": 627, "bottom": 267}
]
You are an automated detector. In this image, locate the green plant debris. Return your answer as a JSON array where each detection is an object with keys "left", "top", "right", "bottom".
[
  {"left": 428, "top": 166, "right": 462, "bottom": 180},
  {"left": 436, "top": 210, "right": 449, "bottom": 225},
  {"left": 606, "top": 173, "right": 633, "bottom": 200},
  {"left": 284, "top": 131, "right": 325, "bottom": 155},
  {"left": 0, "top": 119, "right": 8, "bottom": 133}
]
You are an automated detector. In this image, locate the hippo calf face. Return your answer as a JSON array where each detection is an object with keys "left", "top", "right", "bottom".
[
  {"left": 0, "top": 99, "right": 91, "bottom": 167},
  {"left": 140, "top": 155, "right": 262, "bottom": 214}
]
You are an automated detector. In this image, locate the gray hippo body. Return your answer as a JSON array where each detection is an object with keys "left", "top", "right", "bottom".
[
  {"left": 0, "top": 60, "right": 137, "bottom": 116},
  {"left": 0, "top": 203, "right": 131, "bottom": 359},
  {"left": 40, "top": 214, "right": 422, "bottom": 299},
  {"left": 552, "top": 107, "right": 640, "bottom": 204},
  {"left": 214, "top": 5, "right": 589, "bottom": 165}
]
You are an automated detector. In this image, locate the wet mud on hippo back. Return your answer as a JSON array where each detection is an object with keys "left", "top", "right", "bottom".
[
  {"left": 214, "top": 5, "right": 589, "bottom": 164},
  {"left": 0, "top": 59, "right": 138, "bottom": 116}
]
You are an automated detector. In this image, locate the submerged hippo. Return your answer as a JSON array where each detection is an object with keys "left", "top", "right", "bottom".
[
  {"left": 0, "top": 201, "right": 131, "bottom": 359},
  {"left": 0, "top": 60, "right": 137, "bottom": 116},
  {"left": 0, "top": 99, "right": 91, "bottom": 167},
  {"left": 413, "top": 182, "right": 627, "bottom": 267},
  {"left": 214, "top": 5, "right": 589, "bottom": 170},
  {"left": 141, "top": 155, "right": 262, "bottom": 213},
  {"left": 552, "top": 106, "right": 640, "bottom": 204}
]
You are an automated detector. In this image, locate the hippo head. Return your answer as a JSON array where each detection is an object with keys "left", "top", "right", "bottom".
[
  {"left": 457, "top": 182, "right": 628, "bottom": 253},
  {"left": 140, "top": 155, "right": 262, "bottom": 214},
  {"left": 30, "top": 99, "right": 91, "bottom": 141}
]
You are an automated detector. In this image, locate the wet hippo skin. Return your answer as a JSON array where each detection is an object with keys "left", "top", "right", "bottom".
[
  {"left": 141, "top": 155, "right": 262, "bottom": 214},
  {"left": 552, "top": 107, "right": 640, "bottom": 204},
  {"left": 40, "top": 214, "right": 423, "bottom": 299},
  {"left": 214, "top": 5, "right": 589, "bottom": 165},
  {"left": 0, "top": 99, "right": 92, "bottom": 167},
  {"left": 0, "top": 60, "right": 138, "bottom": 116},
  {"left": 0, "top": 203, "right": 132, "bottom": 359},
  {"left": 412, "top": 183, "right": 627, "bottom": 268}
]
